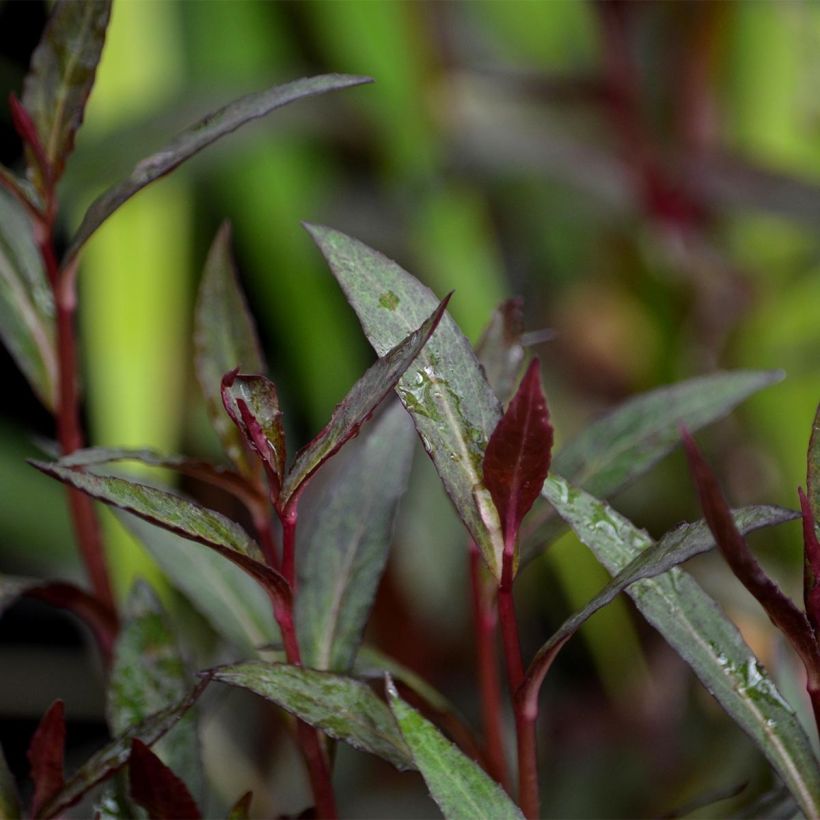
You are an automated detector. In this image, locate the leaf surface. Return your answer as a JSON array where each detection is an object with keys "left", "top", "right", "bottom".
[
  {"left": 297, "top": 401, "right": 415, "bottom": 671},
  {"left": 386, "top": 679, "right": 523, "bottom": 820},
  {"left": 306, "top": 224, "right": 505, "bottom": 577},
  {"left": 194, "top": 223, "right": 266, "bottom": 478},
  {"left": 21, "top": 0, "right": 111, "bottom": 188},
  {"left": 809, "top": 403, "right": 820, "bottom": 527},
  {"left": 282, "top": 295, "right": 449, "bottom": 505},
  {"left": 210, "top": 662, "right": 414, "bottom": 771},
  {"left": 67, "top": 74, "right": 371, "bottom": 262},
  {"left": 0, "top": 188, "right": 56, "bottom": 410},
  {"left": 476, "top": 297, "right": 525, "bottom": 404},
  {"left": 128, "top": 740, "right": 201, "bottom": 820},
  {"left": 540, "top": 475, "right": 820, "bottom": 818},
  {"left": 28, "top": 701, "right": 65, "bottom": 819},
  {"left": 227, "top": 792, "right": 253, "bottom": 819},
  {"left": 0, "top": 741, "right": 21, "bottom": 819}
]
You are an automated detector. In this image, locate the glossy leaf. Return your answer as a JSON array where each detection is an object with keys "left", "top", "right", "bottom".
[
  {"left": 525, "top": 505, "right": 799, "bottom": 700},
  {"left": 119, "top": 513, "right": 277, "bottom": 655},
  {"left": 66, "top": 74, "right": 372, "bottom": 264},
  {"left": 0, "top": 187, "right": 57, "bottom": 410},
  {"left": 0, "top": 741, "right": 21, "bottom": 819},
  {"left": 297, "top": 401, "right": 415, "bottom": 671},
  {"left": 306, "top": 224, "right": 506, "bottom": 577},
  {"left": 483, "top": 358, "right": 552, "bottom": 551},
  {"left": 386, "top": 678, "right": 524, "bottom": 820},
  {"left": 109, "top": 583, "right": 202, "bottom": 802},
  {"left": 539, "top": 475, "right": 820, "bottom": 818},
  {"left": 523, "top": 370, "right": 785, "bottom": 560},
  {"left": 227, "top": 792, "right": 253, "bottom": 820},
  {"left": 39, "top": 681, "right": 207, "bottom": 819},
  {"left": 30, "top": 461, "right": 291, "bottom": 608},
  {"left": 281, "top": 295, "right": 450, "bottom": 506},
  {"left": 128, "top": 740, "right": 201, "bottom": 820},
  {"left": 28, "top": 700, "right": 65, "bottom": 818},
  {"left": 221, "top": 372, "right": 285, "bottom": 498},
  {"left": 476, "top": 297, "right": 526, "bottom": 404},
  {"left": 194, "top": 223, "right": 266, "bottom": 478},
  {"left": 210, "top": 662, "right": 414, "bottom": 771}
]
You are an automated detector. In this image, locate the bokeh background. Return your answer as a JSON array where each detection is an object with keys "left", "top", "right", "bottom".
[{"left": 1, "top": 1, "right": 819, "bottom": 816}]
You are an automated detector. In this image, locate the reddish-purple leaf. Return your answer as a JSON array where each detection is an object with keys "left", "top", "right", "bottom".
[
  {"left": 799, "top": 488, "right": 820, "bottom": 636},
  {"left": 682, "top": 430, "right": 820, "bottom": 674},
  {"left": 8, "top": 94, "right": 48, "bottom": 178},
  {"left": 128, "top": 739, "right": 201, "bottom": 820},
  {"left": 227, "top": 791, "right": 253, "bottom": 819},
  {"left": 28, "top": 700, "right": 65, "bottom": 818},
  {"left": 483, "top": 358, "right": 553, "bottom": 556}
]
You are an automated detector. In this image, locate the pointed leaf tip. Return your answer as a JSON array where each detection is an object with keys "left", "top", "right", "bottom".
[
  {"left": 128, "top": 739, "right": 201, "bottom": 820},
  {"left": 28, "top": 700, "right": 65, "bottom": 818}
]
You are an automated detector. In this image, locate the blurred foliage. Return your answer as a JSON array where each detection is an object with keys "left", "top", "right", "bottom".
[{"left": 1, "top": 1, "right": 819, "bottom": 816}]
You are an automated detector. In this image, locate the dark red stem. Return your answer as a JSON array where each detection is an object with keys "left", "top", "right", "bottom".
[
  {"left": 281, "top": 503, "right": 298, "bottom": 589},
  {"left": 468, "top": 542, "right": 510, "bottom": 790}
]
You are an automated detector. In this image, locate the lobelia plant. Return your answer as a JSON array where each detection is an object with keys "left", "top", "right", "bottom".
[{"left": 1, "top": 2, "right": 819, "bottom": 818}]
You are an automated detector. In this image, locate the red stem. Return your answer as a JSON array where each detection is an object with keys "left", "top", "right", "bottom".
[
  {"left": 469, "top": 543, "right": 510, "bottom": 789},
  {"left": 251, "top": 504, "right": 280, "bottom": 570},
  {"left": 281, "top": 502, "right": 298, "bottom": 589}
]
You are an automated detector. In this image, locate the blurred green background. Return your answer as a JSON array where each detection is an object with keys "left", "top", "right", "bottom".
[{"left": 1, "top": 1, "right": 819, "bottom": 816}]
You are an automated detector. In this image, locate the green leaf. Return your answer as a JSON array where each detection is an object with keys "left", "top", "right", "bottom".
[
  {"left": 523, "top": 370, "right": 785, "bottom": 559},
  {"left": 281, "top": 295, "right": 449, "bottom": 506},
  {"left": 194, "top": 223, "right": 266, "bottom": 478},
  {"left": 210, "top": 662, "right": 414, "bottom": 771},
  {"left": 109, "top": 583, "right": 202, "bottom": 803},
  {"left": 306, "top": 224, "right": 505, "bottom": 578},
  {"left": 21, "top": 0, "right": 111, "bottom": 189},
  {"left": 386, "top": 679, "right": 524, "bottom": 820},
  {"left": 0, "top": 187, "right": 56, "bottom": 410},
  {"left": 539, "top": 475, "right": 820, "bottom": 819},
  {"left": 296, "top": 402, "right": 415, "bottom": 672},
  {"left": 0, "top": 740, "right": 21, "bottom": 819},
  {"left": 66, "top": 74, "right": 372, "bottom": 264},
  {"left": 0, "top": 164, "right": 43, "bottom": 212},
  {"left": 809, "top": 403, "right": 820, "bottom": 527},
  {"left": 39, "top": 682, "right": 207, "bottom": 820},
  {"left": 30, "top": 461, "right": 291, "bottom": 608},
  {"left": 119, "top": 513, "right": 277, "bottom": 656},
  {"left": 476, "top": 298, "right": 526, "bottom": 405}
]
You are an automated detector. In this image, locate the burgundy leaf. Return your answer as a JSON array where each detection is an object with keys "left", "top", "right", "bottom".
[
  {"left": 483, "top": 358, "right": 553, "bottom": 555},
  {"left": 800, "top": 488, "right": 820, "bottom": 636},
  {"left": 128, "top": 739, "right": 201, "bottom": 820},
  {"left": 27, "top": 700, "right": 65, "bottom": 818},
  {"left": 8, "top": 94, "right": 48, "bottom": 177},
  {"left": 682, "top": 430, "right": 819, "bottom": 674},
  {"left": 227, "top": 791, "right": 254, "bottom": 819}
]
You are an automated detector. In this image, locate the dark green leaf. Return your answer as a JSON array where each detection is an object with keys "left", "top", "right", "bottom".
[
  {"left": 306, "top": 225, "right": 505, "bottom": 577},
  {"left": 21, "top": 0, "right": 111, "bottom": 189},
  {"left": 0, "top": 164, "right": 43, "bottom": 212},
  {"left": 0, "top": 740, "right": 21, "bottom": 819},
  {"left": 386, "top": 678, "right": 523, "bottom": 820},
  {"left": 39, "top": 681, "right": 207, "bottom": 819},
  {"left": 476, "top": 297, "right": 525, "bottom": 405},
  {"left": 281, "top": 294, "right": 450, "bottom": 506},
  {"left": 128, "top": 740, "right": 201, "bottom": 820},
  {"left": 539, "top": 476, "right": 820, "bottom": 818},
  {"left": 210, "top": 662, "right": 414, "bottom": 771},
  {"left": 296, "top": 402, "right": 415, "bottom": 672},
  {"left": 28, "top": 701, "right": 65, "bottom": 819},
  {"left": 194, "top": 223, "right": 266, "bottom": 478},
  {"left": 0, "top": 187, "right": 56, "bottom": 410},
  {"left": 809, "top": 403, "right": 820, "bottom": 528},
  {"left": 66, "top": 74, "right": 372, "bottom": 263},
  {"left": 800, "top": 489, "right": 820, "bottom": 636}
]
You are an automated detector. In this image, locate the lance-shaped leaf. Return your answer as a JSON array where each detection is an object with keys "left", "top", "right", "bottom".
[
  {"left": 809, "top": 404, "right": 820, "bottom": 528},
  {"left": 524, "top": 505, "right": 799, "bottom": 703},
  {"left": 30, "top": 462, "right": 291, "bottom": 609},
  {"left": 0, "top": 187, "right": 57, "bottom": 410},
  {"left": 476, "top": 298, "right": 526, "bottom": 405},
  {"left": 221, "top": 372, "right": 285, "bottom": 500},
  {"left": 0, "top": 163, "right": 42, "bottom": 212},
  {"left": 800, "top": 489, "right": 820, "bottom": 636},
  {"left": 0, "top": 741, "right": 21, "bottom": 820},
  {"left": 194, "top": 223, "right": 266, "bottom": 478},
  {"left": 297, "top": 401, "right": 415, "bottom": 672},
  {"left": 66, "top": 74, "right": 372, "bottom": 264},
  {"left": 539, "top": 475, "right": 820, "bottom": 818},
  {"left": 281, "top": 294, "right": 450, "bottom": 506},
  {"left": 28, "top": 701, "right": 65, "bottom": 818},
  {"left": 119, "top": 513, "right": 277, "bottom": 655},
  {"left": 209, "top": 662, "right": 414, "bottom": 771},
  {"left": 523, "top": 370, "right": 785, "bottom": 560},
  {"left": 386, "top": 678, "right": 524, "bottom": 820},
  {"left": 39, "top": 681, "right": 207, "bottom": 819},
  {"left": 109, "top": 583, "right": 202, "bottom": 803},
  {"left": 682, "top": 431, "right": 820, "bottom": 677},
  {"left": 306, "top": 224, "right": 506, "bottom": 577},
  {"left": 128, "top": 740, "right": 201, "bottom": 820},
  {"left": 21, "top": 0, "right": 111, "bottom": 189},
  {"left": 483, "top": 358, "right": 552, "bottom": 555}
]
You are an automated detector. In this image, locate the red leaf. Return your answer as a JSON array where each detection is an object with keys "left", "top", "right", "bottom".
[
  {"left": 128, "top": 739, "right": 201, "bottom": 820},
  {"left": 800, "top": 487, "right": 820, "bottom": 636},
  {"left": 682, "top": 429, "right": 819, "bottom": 673},
  {"left": 8, "top": 93, "right": 49, "bottom": 177},
  {"left": 483, "top": 358, "right": 553, "bottom": 555},
  {"left": 27, "top": 700, "right": 65, "bottom": 818}
]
